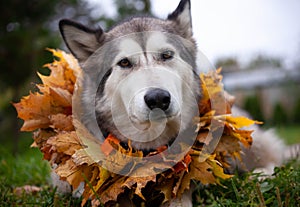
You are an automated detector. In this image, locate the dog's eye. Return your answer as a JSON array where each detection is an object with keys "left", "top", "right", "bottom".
[
  {"left": 117, "top": 58, "right": 132, "bottom": 68},
  {"left": 161, "top": 50, "right": 174, "bottom": 61}
]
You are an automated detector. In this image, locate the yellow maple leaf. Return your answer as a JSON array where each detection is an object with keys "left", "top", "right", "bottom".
[
  {"left": 225, "top": 116, "right": 263, "bottom": 129},
  {"left": 206, "top": 155, "right": 233, "bottom": 182}
]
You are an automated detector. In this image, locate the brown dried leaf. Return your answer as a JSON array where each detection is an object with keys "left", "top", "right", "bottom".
[
  {"left": 155, "top": 176, "right": 175, "bottom": 203},
  {"left": 215, "top": 135, "right": 241, "bottom": 155},
  {"left": 50, "top": 114, "right": 74, "bottom": 131},
  {"left": 99, "top": 176, "right": 127, "bottom": 204},
  {"left": 190, "top": 157, "right": 216, "bottom": 185},
  {"left": 33, "top": 129, "right": 56, "bottom": 148},
  {"left": 55, "top": 159, "right": 86, "bottom": 190},
  {"left": 14, "top": 185, "right": 42, "bottom": 196},
  {"left": 13, "top": 93, "right": 51, "bottom": 131},
  {"left": 47, "top": 131, "right": 83, "bottom": 156}
]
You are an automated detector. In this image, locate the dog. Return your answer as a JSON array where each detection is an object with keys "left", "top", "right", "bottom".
[{"left": 56, "top": 0, "right": 292, "bottom": 206}]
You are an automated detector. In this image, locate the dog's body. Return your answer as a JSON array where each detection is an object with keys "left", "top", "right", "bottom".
[{"left": 56, "top": 0, "right": 289, "bottom": 206}]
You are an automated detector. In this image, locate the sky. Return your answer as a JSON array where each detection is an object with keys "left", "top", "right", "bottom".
[{"left": 91, "top": 0, "right": 300, "bottom": 68}]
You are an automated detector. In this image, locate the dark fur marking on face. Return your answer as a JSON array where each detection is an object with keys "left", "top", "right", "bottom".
[{"left": 96, "top": 68, "right": 112, "bottom": 96}]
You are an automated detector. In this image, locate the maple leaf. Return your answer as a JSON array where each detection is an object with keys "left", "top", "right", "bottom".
[
  {"left": 46, "top": 131, "right": 83, "bottom": 156},
  {"left": 173, "top": 154, "right": 191, "bottom": 173},
  {"left": 42, "top": 48, "right": 80, "bottom": 93},
  {"left": 49, "top": 114, "right": 74, "bottom": 131},
  {"left": 198, "top": 68, "right": 231, "bottom": 115},
  {"left": 122, "top": 164, "right": 158, "bottom": 200},
  {"left": 101, "top": 134, "right": 121, "bottom": 156},
  {"left": 225, "top": 116, "right": 263, "bottom": 129},
  {"left": 55, "top": 159, "right": 84, "bottom": 188},
  {"left": 13, "top": 92, "right": 52, "bottom": 131},
  {"left": 13, "top": 50, "right": 78, "bottom": 132}
]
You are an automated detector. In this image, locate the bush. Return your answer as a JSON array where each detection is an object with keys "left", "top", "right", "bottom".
[
  {"left": 292, "top": 98, "right": 300, "bottom": 124},
  {"left": 272, "top": 103, "right": 289, "bottom": 126},
  {"left": 243, "top": 96, "right": 265, "bottom": 122}
]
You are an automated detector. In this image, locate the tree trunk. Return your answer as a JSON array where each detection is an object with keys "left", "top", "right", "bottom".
[{"left": 12, "top": 87, "right": 21, "bottom": 155}]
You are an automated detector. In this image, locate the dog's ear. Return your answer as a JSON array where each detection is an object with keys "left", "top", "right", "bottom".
[
  {"left": 59, "top": 19, "right": 104, "bottom": 62},
  {"left": 167, "top": 0, "right": 192, "bottom": 38}
]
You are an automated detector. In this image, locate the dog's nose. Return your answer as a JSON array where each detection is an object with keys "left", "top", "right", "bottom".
[{"left": 144, "top": 88, "right": 171, "bottom": 111}]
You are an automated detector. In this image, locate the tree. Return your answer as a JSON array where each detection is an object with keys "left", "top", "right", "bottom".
[
  {"left": 96, "top": 0, "right": 152, "bottom": 29},
  {"left": 272, "top": 102, "right": 288, "bottom": 126},
  {"left": 215, "top": 57, "right": 241, "bottom": 73},
  {"left": 243, "top": 95, "right": 265, "bottom": 123},
  {"left": 246, "top": 54, "right": 282, "bottom": 70},
  {"left": 0, "top": 0, "right": 97, "bottom": 154}
]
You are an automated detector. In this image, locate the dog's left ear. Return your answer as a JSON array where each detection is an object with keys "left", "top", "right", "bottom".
[
  {"left": 59, "top": 19, "right": 104, "bottom": 63},
  {"left": 167, "top": 0, "right": 192, "bottom": 38}
]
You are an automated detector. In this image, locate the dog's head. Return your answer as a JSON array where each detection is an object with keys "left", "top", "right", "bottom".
[{"left": 59, "top": 0, "right": 200, "bottom": 150}]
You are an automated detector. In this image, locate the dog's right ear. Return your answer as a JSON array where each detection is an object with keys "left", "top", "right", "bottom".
[
  {"left": 168, "top": 0, "right": 192, "bottom": 38},
  {"left": 59, "top": 19, "right": 104, "bottom": 62}
]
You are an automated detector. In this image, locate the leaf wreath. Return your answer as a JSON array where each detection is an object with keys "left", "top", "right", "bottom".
[{"left": 14, "top": 49, "right": 261, "bottom": 206}]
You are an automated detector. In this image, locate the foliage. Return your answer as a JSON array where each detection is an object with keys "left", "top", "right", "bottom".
[
  {"left": 0, "top": 1, "right": 58, "bottom": 89},
  {"left": 246, "top": 54, "right": 282, "bottom": 70},
  {"left": 272, "top": 102, "right": 289, "bottom": 127},
  {"left": 215, "top": 57, "right": 241, "bottom": 73},
  {"left": 0, "top": 0, "right": 97, "bottom": 89},
  {"left": 243, "top": 95, "right": 265, "bottom": 123},
  {"left": 292, "top": 98, "right": 300, "bottom": 124},
  {"left": 97, "top": 0, "right": 152, "bottom": 29}
]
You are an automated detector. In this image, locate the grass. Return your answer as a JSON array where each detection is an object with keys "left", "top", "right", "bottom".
[
  {"left": 0, "top": 140, "right": 87, "bottom": 207},
  {"left": 275, "top": 125, "right": 300, "bottom": 145},
  {"left": 0, "top": 147, "right": 49, "bottom": 187},
  {"left": 0, "top": 128, "right": 299, "bottom": 207},
  {"left": 193, "top": 161, "right": 300, "bottom": 206}
]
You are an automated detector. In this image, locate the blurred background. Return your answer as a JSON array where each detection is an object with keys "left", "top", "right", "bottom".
[{"left": 1, "top": 0, "right": 299, "bottom": 157}]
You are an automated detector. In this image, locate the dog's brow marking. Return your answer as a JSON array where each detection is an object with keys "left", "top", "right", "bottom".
[
  {"left": 140, "top": 54, "right": 148, "bottom": 66},
  {"left": 118, "top": 38, "right": 143, "bottom": 60},
  {"left": 146, "top": 32, "right": 174, "bottom": 54}
]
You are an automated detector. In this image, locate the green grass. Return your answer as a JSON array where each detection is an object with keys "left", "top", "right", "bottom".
[
  {"left": 193, "top": 161, "right": 300, "bottom": 206},
  {"left": 0, "top": 143, "right": 87, "bottom": 207},
  {"left": 275, "top": 125, "right": 300, "bottom": 145},
  {"left": 0, "top": 147, "right": 49, "bottom": 187}
]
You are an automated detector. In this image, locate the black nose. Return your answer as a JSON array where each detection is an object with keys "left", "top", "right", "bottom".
[{"left": 144, "top": 88, "right": 171, "bottom": 111}]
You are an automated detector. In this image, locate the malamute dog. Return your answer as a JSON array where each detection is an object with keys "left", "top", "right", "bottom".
[
  {"left": 59, "top": 0, "right": 200, "bottom": 152},
  {"left": 56, "top": 0, "right": 290, "bottom": 206}
]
